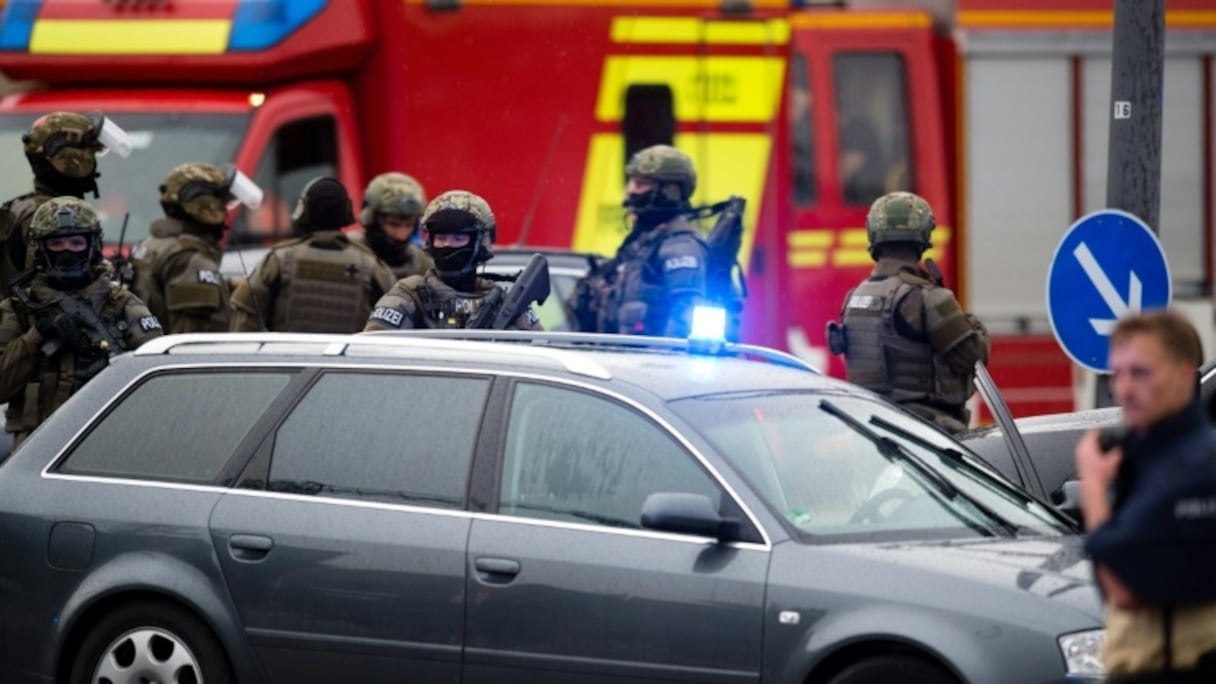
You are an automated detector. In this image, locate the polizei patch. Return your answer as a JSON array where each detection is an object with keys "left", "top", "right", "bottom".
[
  {"left": 196, "top": 269, "right": 222, "bottom": 285},
  {"left": 371, "top": 306, "right": 405, "bottom": 327},
  {"left": 138, "top": 316, "right": 162, "bottom": 331}
]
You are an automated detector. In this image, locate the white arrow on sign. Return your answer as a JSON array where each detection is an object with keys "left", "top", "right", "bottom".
[{"left": 1073, "top": 242, "right": 1142, "bottom": 335}]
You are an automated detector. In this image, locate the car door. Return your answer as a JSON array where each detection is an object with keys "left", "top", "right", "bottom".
[
  {"left": 464, "top": 379, "right": 769, "bottom": 684},
  {"left": 210, "top": 369, "right": 490, "bottom": 683}
]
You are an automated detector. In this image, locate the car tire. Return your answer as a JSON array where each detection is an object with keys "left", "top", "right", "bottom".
[
  {"left": 69, "top": 600, "right": 233, "bottom": 684},
  {"left": 825, "top": 655, "right": 956, "bottom": 684}
]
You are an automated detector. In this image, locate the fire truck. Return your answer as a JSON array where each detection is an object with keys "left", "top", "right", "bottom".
[{"left": 0, "top": 0, "right": 1212, "bottom": 416}]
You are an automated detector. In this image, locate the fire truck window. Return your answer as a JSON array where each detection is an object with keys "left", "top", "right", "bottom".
[
  {"left": 232, "top": 116, "right": 339, "bottom": 244},
  {"left": 623, "top": 84, "right": 675, "bottom": 171},
  {"left": 833, "top": 53, "right": 914, "bottom": 206},
  {"left": 789, "top": 53, "right": 816, "bottom": 205}
]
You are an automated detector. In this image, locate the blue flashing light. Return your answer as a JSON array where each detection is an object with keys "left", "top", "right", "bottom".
[
  {"left": 228, "top": 0, "right": 327, "bottom": 52},
  {"left": 689, "top": 305, "right": 728, "bottom": 344},
  {"left": 0, "top": 0, "right": 43, "bottom": 52}
]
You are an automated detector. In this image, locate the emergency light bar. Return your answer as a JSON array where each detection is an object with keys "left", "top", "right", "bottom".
[{"left": 690, "top": 305, "right": 729, "bottom": 344}]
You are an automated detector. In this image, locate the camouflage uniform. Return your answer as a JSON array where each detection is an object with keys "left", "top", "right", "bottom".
[
  {"left": 230, "top": 177, "right": 395, "bottom": 333},
  {"left": 0, "top": 112, "right": 106, "bottom": 295},
  {"left": 350, "top": 172, "right": 433, "bottom": 280},
  {"left": 364, "top": 190, "right": 542, "bottom": 331},
  {"left": 0, "top": 198, "right": 161, "bottom": 447},
  {"left": 831, "top": 192, "right": 989, "bottom": 433},
  {"left": 131, "top": 163, "right": 233, "bottom": 333},
  {"left": 594, "top": 145, "right": 708, "bottom": 337}
]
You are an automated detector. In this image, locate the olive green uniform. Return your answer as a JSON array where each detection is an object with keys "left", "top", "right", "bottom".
[
  {"left": 841, "top": 256, "right": 990, "bottom": 433},
  {"left": 230, "top": 230, "right": 396, "bottom": 333},
  {"left": 0, "top": 272, "right": 162, "bottom": 446},
  {"left": 131, "top": 217, "right": 230, "bottom": 334},
  {"left": 348, "top": 230, "right": 432, "bottom": 280},
  {"left": 0, "top": 181, "right": 57, "bottom": 295},
  {"left": 365, "top": 271, "right": 542, "bottom": 331}
]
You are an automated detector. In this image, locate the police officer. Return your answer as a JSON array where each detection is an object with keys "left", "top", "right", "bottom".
[
  {"left": 351, "top": 172, "right": 433, "bottom": 280},
  {"left": 0, "top": 111, "right": 132, "bottom": 294},
  {"left": 828, "top": 191, "right": 989, "bottom": 433},
  {"left": 0, "top": 198, "right": 162, "bottom": 447},
  {"left": 1076, "top": 311, "right": 1216, "bottom": 682},
  {"left": 230, "top": 177, "right": 394, "bottom": 333},
  {"left": 593, "top": 144, "right": 708, "bottom": 337},
  {"left": 132, "top": 163, "right": 261, "bottom": 334},
  {"left": 364, "top": 190, "right": 541, "bottom": 331}
]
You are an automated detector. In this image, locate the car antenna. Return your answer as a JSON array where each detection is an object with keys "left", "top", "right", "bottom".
[{"left": 515, "top": 114, "right": 567, "bottom": 248}]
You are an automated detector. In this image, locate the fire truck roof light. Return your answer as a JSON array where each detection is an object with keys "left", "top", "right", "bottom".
[
  {"left": 0, "top": 0, "right": 44, "bottom": 51},
  {"left": 228, "top": 0, "right": 327, "bottom": 52}
]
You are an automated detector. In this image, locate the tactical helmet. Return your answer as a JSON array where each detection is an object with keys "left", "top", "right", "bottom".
[
  {"left": 159, "top": 163, "right": 234, "bottom": 227},
  {"left": 28, "top": 196, "right": 104, "bottom": 282},
  {"left": 625, "top": 145, "right": 697, "bottom": 203},
  {"left": 421, "top": 190, "right": 496, "bottom": 281},
  {"left": 291, "top": 177, "right": 355, "bottom": 234},
  {"left": 360, "top": 172, "right": 427, "bottom": 228},
  {"left": 865, "top": 191, "right": 935, "bottom": 256}
]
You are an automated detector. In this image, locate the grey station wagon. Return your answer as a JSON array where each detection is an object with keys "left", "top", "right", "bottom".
[{"left": 0, "top": 332, "right": 1105, "bottom": 683}]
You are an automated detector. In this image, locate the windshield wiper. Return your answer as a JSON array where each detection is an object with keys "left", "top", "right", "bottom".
[
  {"left": 818, "top": 400, "right": 1012, "bottom": 537},
  {"left": 867, "top": 414, "right": 1032, "bottom": 536},
  {"left": 868, "top": 415, "right": 965, "bottom": 461},
  {"left": 819, "top": 400, "right": 959, "bottom": 499}
]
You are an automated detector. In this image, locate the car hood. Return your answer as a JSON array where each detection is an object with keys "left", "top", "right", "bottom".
[{"left": 780, "top": 534, "right": 1101, "bottom": 623}]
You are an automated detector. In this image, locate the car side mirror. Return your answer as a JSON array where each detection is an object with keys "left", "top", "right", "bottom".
[
  {"left": 1054, "top": 479, "right": 1083, "bottom": 524},
  {"left": 641, "top": 492, "right": 738, "bottom": 541}
]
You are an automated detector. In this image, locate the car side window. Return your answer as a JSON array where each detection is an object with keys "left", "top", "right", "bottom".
[
  {"left": 499, "top": 382, "right": 722, "bottom": 529},
  {"left": 57, "top": 371, "right": 294, "bottom": 484},
  {"left": 268, "top": 372, "right": 488, "bottom": 507}
]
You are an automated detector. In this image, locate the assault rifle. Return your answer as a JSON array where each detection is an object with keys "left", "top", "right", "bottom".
[
  {"left": 10, "top": 270, "right": 122, "bottom": 358},
  {"left": 466, "top": 253, "right": 551, "bottom": 329},
  {"left": 111, "top": 213, "right": 135, "bottom": 287}
]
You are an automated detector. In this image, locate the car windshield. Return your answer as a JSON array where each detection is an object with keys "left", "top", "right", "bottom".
[
  {"left": 0, "top": 112, "right": 250, "bottom": 246},
  {"left": 670, "top": 390, "right": 1073, "bottom": 543}
]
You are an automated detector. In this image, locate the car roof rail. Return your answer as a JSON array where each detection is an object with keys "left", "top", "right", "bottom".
[
  {"left": 131, "top": 332, "right": 614, "bottom": 380},
  {"left": 362, "top": 330, "right": 820, "bottom": 373}
]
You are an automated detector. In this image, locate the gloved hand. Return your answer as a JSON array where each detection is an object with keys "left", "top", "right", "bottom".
[{"left": 35, "top": 313, "right": 83, "bottom": 352}]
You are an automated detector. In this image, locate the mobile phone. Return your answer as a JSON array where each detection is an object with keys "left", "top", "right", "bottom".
[{"left": 1098, "top": 426, "right": 1128, "bottom": 453}]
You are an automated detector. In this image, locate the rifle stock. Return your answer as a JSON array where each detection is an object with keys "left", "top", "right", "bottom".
[
  {"left": 489, "top": 253, "right": 550, "bottom": 330},
  {"left": 923, "top": 258, "right": 946, "bottom": 288}
]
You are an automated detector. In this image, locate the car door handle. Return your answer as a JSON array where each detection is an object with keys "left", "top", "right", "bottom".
[
  {"left": 474, "top": 557, "right": 521, "bottom": 583},
  {"left": 228, "top": 534, "right": 274, "bottom": 562}
]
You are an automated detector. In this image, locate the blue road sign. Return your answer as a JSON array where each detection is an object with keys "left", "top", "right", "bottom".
[{"left": 1047, "top": 209, "right": 1172, "bottom": 373}]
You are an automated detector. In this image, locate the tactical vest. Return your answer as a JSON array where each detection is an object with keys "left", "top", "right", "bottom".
[
  {"left": 273, "top": 234, "right": 381, "bottom": 333},
  {"left": 407, "top": 274, "right": 503, "bottom": 329},
  {"left": 132, "top": 218, "right": 226, "bottom": 331},
  {"left": 842, "top": 273, "right": 971, "bottom": 408},
  {"left": 609, "top": 218, "right": 704, "bottom": 335}
]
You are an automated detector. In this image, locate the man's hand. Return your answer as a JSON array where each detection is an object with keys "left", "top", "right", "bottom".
[
  {"left": 1076, "top": 428, "right": 1122, "bottom": 485},
  {"left": 34, "top": 313, "right": 83, "bottom": 352},
  {"left": 1076, "top": 428, "right": 1120, "bottom": 531}
]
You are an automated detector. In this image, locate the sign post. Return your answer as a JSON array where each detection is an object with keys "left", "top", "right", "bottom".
[{"left": 1096, "top": 0, "right": 1165, "bottom": 404}]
